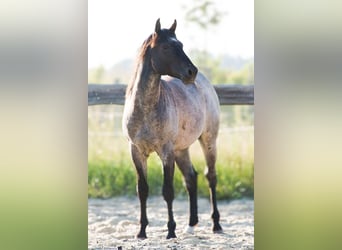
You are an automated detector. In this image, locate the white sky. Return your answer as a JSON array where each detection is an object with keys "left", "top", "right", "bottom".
[{"left": 88, "top": 0, "right": 254, "bottom": 69}]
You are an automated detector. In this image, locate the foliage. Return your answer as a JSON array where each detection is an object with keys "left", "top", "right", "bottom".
[
  {"left": 88, "top": 65, "right": 106, "bottom": 83},
  {"left": 189, "top": 49, "right": 254, "bottom": 84},
  {"left": 88, "top": 154, "right": 254, "bottom": 200},
  {"left": 183, "top": 0, "right": 227, "bottom": 30}
]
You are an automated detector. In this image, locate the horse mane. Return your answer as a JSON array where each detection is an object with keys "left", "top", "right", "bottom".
[{"left": 126, "top": 34, "right": 155, "bottom": 97}]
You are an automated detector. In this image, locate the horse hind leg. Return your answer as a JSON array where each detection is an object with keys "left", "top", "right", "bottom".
[
  {"left": 130, "top": 144, "right": 149, "bottom": 239},
  {"left": 175, "top": 149, "right": 198, "bottom": 233},
  {"left": 199, "top": 135, "right": 223, "bottom": 233}
]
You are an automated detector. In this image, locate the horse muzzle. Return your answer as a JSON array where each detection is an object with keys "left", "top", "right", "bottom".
[{"left": 182, "top": 64, "right": 198, "bottom": 84}]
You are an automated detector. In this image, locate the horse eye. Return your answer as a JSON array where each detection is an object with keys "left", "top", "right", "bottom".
[{"left": 162, "top": 44, "right": 170, "bottom": 50}]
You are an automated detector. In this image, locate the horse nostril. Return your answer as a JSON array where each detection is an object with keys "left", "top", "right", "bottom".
[{"left": 187, "top": 65, "right": 197, "bottom": 79}]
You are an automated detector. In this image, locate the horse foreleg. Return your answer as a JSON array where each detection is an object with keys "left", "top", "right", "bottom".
[
  {"left": 163, "top": 164, "right": 176, "bottom": 239},
  {"left": 131, "top": 144, "right": 149, "bottom": 239},
  {"left": 160, "top": 145, "right": 177, "bottom": 239}
]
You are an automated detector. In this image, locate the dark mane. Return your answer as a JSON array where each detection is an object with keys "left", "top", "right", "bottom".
[
  {"left": 138, "top": 34, "right": 154, "bottom": 60},
  {"left": 126, "top": 34, "right": 154, "bottom": 97}
]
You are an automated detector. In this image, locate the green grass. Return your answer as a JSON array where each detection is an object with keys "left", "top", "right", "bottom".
[{"left": 88, "top": 105, "right": 254, "bottom": 200}]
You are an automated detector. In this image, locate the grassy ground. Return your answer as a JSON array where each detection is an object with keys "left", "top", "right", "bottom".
[{"left": 88, "top": 105, "right": 254, "bottom": 200}]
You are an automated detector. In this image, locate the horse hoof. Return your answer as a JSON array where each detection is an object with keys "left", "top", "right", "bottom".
[
  {"left": 213, "top": 224, "right": 223, "bottom": 234},
  {"left": 166, "top": 233, "right": 177, "bottom": 239},
  {"left": 183, "top": 225, "right": 195, "bottom": 234},
  {"left": 213, "top": 229, "right": 224, "bottom": 234},
  {"left": 213, "top": 228, "right": 223, "bottom": 234},
  {"left": 136, "top": 232, "right": 147, "bottom": 239}
]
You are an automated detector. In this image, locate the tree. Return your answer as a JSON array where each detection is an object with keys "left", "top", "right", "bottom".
[{"left": 183, "top": 0, "right": 226, "bottom": 31}]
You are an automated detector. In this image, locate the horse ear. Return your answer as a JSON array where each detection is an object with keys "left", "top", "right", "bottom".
[
  {"left": 169, "top": 19, "right": 177, "bottom": 33},
  {"left": 155, "top": 18, "right": 161, "bottom": 33}
]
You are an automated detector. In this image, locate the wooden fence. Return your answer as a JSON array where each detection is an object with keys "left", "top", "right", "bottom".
[{"left": 88, "top": 84, "right": 254, "bottom": 106}]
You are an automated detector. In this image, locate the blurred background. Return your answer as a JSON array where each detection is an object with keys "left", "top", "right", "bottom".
[
  {"left": 88, "top": 0, "right": 255, "bottom": 199},
  {"left": 2, "top": 0, "right": 342, "bottom": 249}
]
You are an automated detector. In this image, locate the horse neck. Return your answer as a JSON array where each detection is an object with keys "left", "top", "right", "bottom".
[{"left": 130, "top": 52, "right": 161, "bottom": 109}]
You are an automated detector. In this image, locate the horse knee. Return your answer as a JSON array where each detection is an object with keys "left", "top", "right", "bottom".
[
  {"left": 205, "top": 169, "right": 217, "bottom": 188},
  {"left": 162, "top": 184, "right": 174, "bottom": 202},
  {"left": 185, "top": 169, "right": 197, "bottom": 193}
]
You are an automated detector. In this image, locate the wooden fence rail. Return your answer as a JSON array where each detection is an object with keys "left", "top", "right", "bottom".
[{"left": 88, "top": 84, "right": 254, "bottom": 106}]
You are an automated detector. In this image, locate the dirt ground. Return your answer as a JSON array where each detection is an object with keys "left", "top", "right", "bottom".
[{"left": 88, "top": 196, "right": 254, "bottom": 249}]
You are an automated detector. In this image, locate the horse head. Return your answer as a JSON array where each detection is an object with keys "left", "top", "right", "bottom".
[{"left": 150, "top": 18, "right": 198, "bottom": 84}]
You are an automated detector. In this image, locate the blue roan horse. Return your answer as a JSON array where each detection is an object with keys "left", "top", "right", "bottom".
[{"left": 122, "top": 19, "right": 222, "bottom": 239}]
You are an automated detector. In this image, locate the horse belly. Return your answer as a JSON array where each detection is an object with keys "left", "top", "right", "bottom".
[{"left": 174, "top": 116, "right": 204, "bottom": 150}]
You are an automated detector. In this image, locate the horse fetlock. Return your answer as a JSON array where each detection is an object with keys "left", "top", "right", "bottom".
[
  {"left": 137, "top": 223, "right": 148, "bottom": 239},
  {"left": 189, "top": 215, "right": 198, "bottom": 226},
  {"left": 140, "top": 217, "right": 148, "bottom": 227},
  {"left": 167, "top": 220, "right": 176, "bottom": 230},
  {"left": 137, "top": 230, "right": 147, "bottom": 239},
  {"left": 211, "top": 209, "right": 220, "bottom": 222},
  {"left": 166, "top": 220, "right": 177, "bottom": 239},
  {"left": 211, "top": 210, "right": 222, "bottom": 233}
]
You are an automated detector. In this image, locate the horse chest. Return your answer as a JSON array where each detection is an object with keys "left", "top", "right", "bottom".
[{"left": 125, "top": 113, "right": 174, "bottom": 153}]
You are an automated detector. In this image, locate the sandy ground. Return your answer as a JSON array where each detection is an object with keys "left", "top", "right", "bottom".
[{"left": 88, "top": 196, "right": 254, "bottom": 249}]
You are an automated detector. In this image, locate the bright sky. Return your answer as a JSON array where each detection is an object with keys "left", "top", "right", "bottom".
[{"left": 88, "top": 0, "right": 254, "bottom": 69}]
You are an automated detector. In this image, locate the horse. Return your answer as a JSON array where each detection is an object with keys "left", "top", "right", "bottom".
[{"left": 122, "top": 18, "right": 222, "bottom": 239}]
